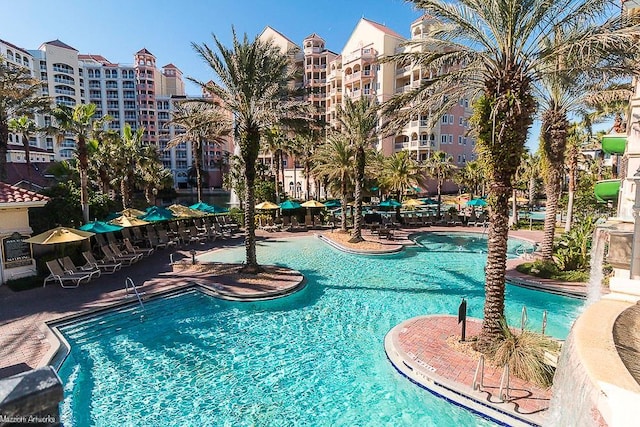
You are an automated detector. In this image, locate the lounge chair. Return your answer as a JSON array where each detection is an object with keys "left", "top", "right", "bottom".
[
  {"left": 101, "top": 245, "right": 139, "bottom": 265},
  {"left": 157, "top": 229, "right": 178, "bottom": 248},
  {"left": 44, "top": 260, "right": 92, "bottom": 288},
  {"left": 59, "top": 256, "right": 101, "bottom": 280},
  {"left": 83, "top": 251, "right": 122, "bottom": 273},
  {"left": 122, "top": 227, "right": 144, "bottom": 246},
  {"left": 124, "top": 238, "right": 154, "bottom": 257},
  {"left": 132, "top": 227, "right": 146, "bottom": 244},
  {"left": 109, "top": 243, "right": 143, "bottom": 262}
]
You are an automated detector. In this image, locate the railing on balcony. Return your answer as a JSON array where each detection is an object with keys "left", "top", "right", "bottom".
[{"left": 396, "top": 66, "right": 411, "bottom": 75}]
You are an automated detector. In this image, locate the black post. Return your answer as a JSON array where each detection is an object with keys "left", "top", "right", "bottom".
[{"left": 458, "top": 298, "right": 467, "bottom": 342}]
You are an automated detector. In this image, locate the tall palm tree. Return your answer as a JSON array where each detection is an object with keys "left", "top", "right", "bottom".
[
  {"left": 263, "top": 127, "right": 288, "bottom": 203},
  {"left": 296, "top": 131, "right": 320, "bottom": 200},
  {"left": 166, "top": 101, "right": 231, "bottom": 203},
  {"left": 51, "top": 103, "right": 110, "bottom": 224},
  {"left": 8, "top": 116, "right": 39, "bottom": 181},
  {"left": 385, "top": 0, "right": 639, "bottom": 350},
  {"left": 0, "top": 59, "right": 50, "bottom": 181},
  {"left": 336, "top": 96, "right": 379, "bottom": 243},
  {"left": 380, "top": 151, "right": 425, "bottom": 202},
  {"left": 425, "top": 151, "right": 456, "bottom": 220},
  {"left": 191, "top": 30, "right": 308, "bottom": 273},
  {"left": 312, "top": 134, "right": 354, "bottom": 232}
]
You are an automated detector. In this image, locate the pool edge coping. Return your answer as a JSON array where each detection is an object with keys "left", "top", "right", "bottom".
[
  {"left": 43, "top": 270, "right": 307, "bottom": 371},
  {"left": 384, "top": 314, "right": 544, "bottom": 427}
]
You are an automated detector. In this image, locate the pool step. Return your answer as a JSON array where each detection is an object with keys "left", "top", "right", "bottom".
[{"left": 58, "top": 291, "right": 204, "bottom": 342}]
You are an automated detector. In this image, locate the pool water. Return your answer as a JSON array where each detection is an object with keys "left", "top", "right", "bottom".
[{"left": 57, "top": 234, "right": 582, "bottom": 426}]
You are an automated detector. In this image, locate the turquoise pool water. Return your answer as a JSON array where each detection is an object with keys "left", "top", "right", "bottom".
[{"left": 57, "top": 234, "right": 582, "bottom": 426}]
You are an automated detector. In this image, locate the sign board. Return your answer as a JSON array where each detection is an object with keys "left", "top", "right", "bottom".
[{"left": 2, "top": 232, "right": 33, "bottom": 268}]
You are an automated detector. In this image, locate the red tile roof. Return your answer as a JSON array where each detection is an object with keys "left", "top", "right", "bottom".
[
  {"left": 136, "top": 48, "right": 155, "bottom": 56},
  {"left": 0, "top": 182, "right": 49, "bottom": 205},
  {"left": 78, "top": 54, "right": 113, "bottom": 65}
]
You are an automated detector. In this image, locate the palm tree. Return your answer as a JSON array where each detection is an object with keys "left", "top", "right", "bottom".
[
  {"left": 0, "top": 59, "right": 50, "bottom": 180},
  {"left": 116, "top": 124, "right": 146, "bottom": 208},
  {"left": 425, "top": 151, "right": 456, "bottom": 220},
  {"left": 8, "top": 116, "right": 39, "bottom": 181},
  {"left": 191, "top": 30, "right": 308, "bottom": 273},
  {"left": 263, "top": 127, "right": 288, "bottom": 203},
  {"left": 312, "top": 134, "right": 354, "bottom": 232},
  {"left": 51, "top": 103, "right": 110, "bottom": 224},
  {"left": 296, "top": 131, "right": 321, "bottom": 200},
  {"left": 385, "top": 0, "right": 638, "bottom": 350},
  {"left": 455, "top": 160, "right": 485, "bottom": 200},
  {"left": 336, "top": 96, "right": 379, "bottom": 243},
  {"left": 380, "top": 151, "right": 425, "bottom": 202},
  {"left": 166, "top": 101, "right": 231, "bottom": 203},
  {"left": 136, "top": 144, "right": 173, "bottom": 205}
]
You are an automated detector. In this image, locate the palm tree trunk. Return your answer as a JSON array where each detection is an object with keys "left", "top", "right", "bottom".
[
  {"left": 436, "top": 181, "right": 442, "bottom": 220},
  {"left": 476, "top": 184, "right": 510, "bottom": 351},
  {"left": 78, "top": 137, "right": 90, "bottom": 224},
  {"left": 540, "top": 111, "right": 568, "bottom": 260},
  {"left": 540, "top": 185, "right": 559, "bottom": 259},
  {"left": 121, "top": 178, "right": 128, "bottom": 209},
  {"left": 349, "top": 147, "right": 365, "bottom": 243},
  {"left": 22, "top": 135, "right": 32, "bottom": 181},
  {"left": 0, "top": 122, "right": 8, "bottom": 181},
  {"left": 274, "top": 153, "right": 281, "bottom": 204},
  {"left": 565, "top": 157, "right": 577, "bottom": 233},
  {"left": 194, "top": 140, "right": 203, "bottom": 203},
  {"left": 242, "top": 129, "right": 262, "bottom": 273},
  {"left": 511, "top": 189, "right": 518, "bottom": 227},
  {"left": 340, "top": 177, "right": 348, "bottom": 232}
]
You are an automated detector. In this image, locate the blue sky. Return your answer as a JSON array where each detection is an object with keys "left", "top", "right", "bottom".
[
  {"left": 1, "top": 0, "right": 420, "bottom": 95},
  {"left": 1, "top": 0, "right": 555, "bottom": 149}
]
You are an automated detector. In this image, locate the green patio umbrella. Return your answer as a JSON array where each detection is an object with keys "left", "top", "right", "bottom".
[
  {"left": 79, "top": 221, "right": 123, "bottom": 234},
  {"left": 139, "top": 206, "right": 175, "bottom": 222},
  {"left": 379, "top": 199, "right": 402, "bottom": 208},
  {"left": 323, "top": 199, "right": 341, "bottom": 208},
  {"left": 280, "top": 200, "right": 302, "bottom": 210},
  {"left": 467, "top": 199, "right": 488, "bottom": 207},
  {"left": 190, "top": 201, "right": 229, "bottom": 214}
]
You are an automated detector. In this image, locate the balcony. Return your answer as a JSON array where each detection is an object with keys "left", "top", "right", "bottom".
[
  {"left": 345, "top": 71, "right": 361, "bottom": 82},
  {"left": 396, "top": 66, "right": 411, "bottom": 75}
]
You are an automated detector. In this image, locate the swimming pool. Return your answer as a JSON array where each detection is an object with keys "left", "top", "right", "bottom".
[{"left": 57, "top": 234, "right": 582, "bottom": 426}]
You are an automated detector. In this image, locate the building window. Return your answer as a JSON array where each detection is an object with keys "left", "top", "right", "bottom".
[
  {"left": 458, "top": 136, "right": 463, "bottom": 145},
  {"left": 441, "top": 134, "right": 447, "bottom": 144}
]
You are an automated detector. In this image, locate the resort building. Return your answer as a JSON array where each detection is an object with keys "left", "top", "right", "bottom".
[
  {"left": 1, "top": 38, "right": 232, "bottom": 190},
  {"left": 259, "top": 16, "right": 475, "bottom": 200}
]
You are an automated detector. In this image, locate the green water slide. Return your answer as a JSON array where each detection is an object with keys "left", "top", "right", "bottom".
[
  {"left": 601, "top": 134, "right": 627, "bottom": 155},
  {"left": 594, "top": 179, "right": 621, "bottom": 203}
]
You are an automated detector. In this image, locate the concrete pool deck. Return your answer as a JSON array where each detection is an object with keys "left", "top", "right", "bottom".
[{"left": 0, "top": 225, "right": 594, "bottom": 425}]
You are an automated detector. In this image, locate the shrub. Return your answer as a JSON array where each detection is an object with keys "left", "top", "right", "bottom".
[
  {"left": 490, "top": 318, "right": 560, "bottom": 388},
  {"left": 516, "top": 260, "right": 559, "bottom": 279},
  {"left": 6, "top": 275, "right": 43, "bottom": 292}
]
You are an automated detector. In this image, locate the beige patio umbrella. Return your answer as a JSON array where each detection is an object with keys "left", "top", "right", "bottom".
[
  {"left": 255, "top": 201, "right": 280, "bottom": 210},
  {"left": 403, "top": 199, "right": 425, "bottom": 208},
  {"left": 168, "top": 204, "right": 206, "bottom": 218},
  {"left": 109, "top": 215, "right": 150, "bottom": 228},
  {"left": 508, "top": 196, "right": 529, "bottom": 204},
  {"left": 120, "top": 208, "right": 145, "bottom": 217},
  {"left": 25, "top": 227, "right": 94, "bottom": 245},
  {"left": 301, "top": 200, "right": 326, "bottom": 208}
]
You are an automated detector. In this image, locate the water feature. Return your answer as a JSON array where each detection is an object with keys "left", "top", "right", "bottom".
[
  {"left": 586, "top": 228, "right": 608, "bottom": 305},
  {"left": 547, "top": 332, "right": 600, "bottom": 426},
  {"left": 56, "top": 236, "right": 581, "bottom": 426}
]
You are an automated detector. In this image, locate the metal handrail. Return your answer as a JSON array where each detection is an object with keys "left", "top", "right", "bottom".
[
  {"left": 521, "top": 305, "right": 528, "bottom": 332},
  {"left": 498, "top": 363, "right": 510, "bottom": 402},
  {"left": 472, "top": 355, "right": 485, "bottom": 391},
  {"left": 542, "top": 310, "right": 548, "bottom": 335},
  {"left": 125, "top": 277, "right": 145, "bottom": 311}
]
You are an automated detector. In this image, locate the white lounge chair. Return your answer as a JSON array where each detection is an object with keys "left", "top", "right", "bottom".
[{"left": 44, "top": 260, "right": 92, "bottom": 288}]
